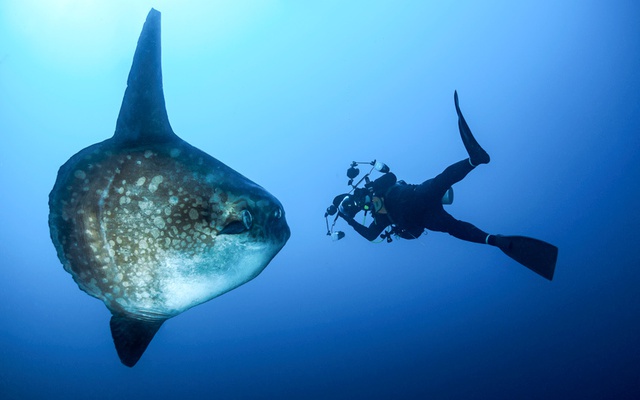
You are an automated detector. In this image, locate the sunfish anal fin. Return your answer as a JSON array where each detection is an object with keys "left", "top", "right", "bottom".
[
  {"left": 113, "top": 8, "right": 177, "bottom": 145},
  {"left": 110, "top": 314, "right": 165, "bottom": 367}
]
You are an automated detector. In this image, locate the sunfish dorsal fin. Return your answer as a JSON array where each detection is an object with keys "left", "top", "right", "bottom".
[
  {"left": 110, "top": 314, "right": 165, "bottom": 367},
  {"left": 113, "top": 8, "right": 177, "bottom": 145}
]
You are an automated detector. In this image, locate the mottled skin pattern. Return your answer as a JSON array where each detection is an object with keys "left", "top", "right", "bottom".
[{"left": 49, "top": 137, "right": 289, "bottom": 321}]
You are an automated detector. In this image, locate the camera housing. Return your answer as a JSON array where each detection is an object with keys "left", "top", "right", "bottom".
[{"left": 324, "top": 160, "right": 390, "bottom": 240}]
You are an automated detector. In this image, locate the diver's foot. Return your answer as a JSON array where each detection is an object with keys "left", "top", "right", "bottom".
[
  {"left": 454, "top": 91, "right": 490, "bottom": 166},
  {"left": 486, "top": 234, "right": 512, "bottom": 251}
]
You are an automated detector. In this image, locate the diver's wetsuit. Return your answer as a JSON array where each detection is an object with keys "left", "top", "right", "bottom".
[{"left": 343, "top": 158, "right": 489, "bottom": 243}]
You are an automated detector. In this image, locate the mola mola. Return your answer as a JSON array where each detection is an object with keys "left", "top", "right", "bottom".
[{"left": 48, "top": 9, "right": 290, "bottom": 367}]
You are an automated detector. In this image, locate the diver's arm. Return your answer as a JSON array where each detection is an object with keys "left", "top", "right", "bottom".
[{"left": 340, "top": 212, "right": 389, "bottom": 241}]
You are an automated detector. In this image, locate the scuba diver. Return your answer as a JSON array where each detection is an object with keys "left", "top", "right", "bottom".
[{"left": 325, "top": 91, "right": 558, "bottom": 280}]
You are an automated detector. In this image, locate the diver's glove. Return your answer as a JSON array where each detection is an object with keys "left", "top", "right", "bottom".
[{"left": 338, "top": 211, "right": 356, "bottom": 226}]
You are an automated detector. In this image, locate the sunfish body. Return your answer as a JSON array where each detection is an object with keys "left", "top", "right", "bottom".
[{"left": 48, "top": 9, "right": 290, "bottom": 367}]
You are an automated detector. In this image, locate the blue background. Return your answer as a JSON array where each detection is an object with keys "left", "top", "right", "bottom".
[{"left": 1, "top": 1, "right": 639, "bottom": 398}]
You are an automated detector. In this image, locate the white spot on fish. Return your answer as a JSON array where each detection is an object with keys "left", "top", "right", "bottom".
[
  {"left": 153, "top": 216, "right": 166, "bottom": 229},
  {"left": 149, "top": 175, "right": 164, "bottom": 193},
  {"left": 188, "top": 208, "right": 199, "bottom": 220},
  {"left": 170, "top": 148, "right": 181, "bottom": 158},
  {"left": 139, "top": 200, "right": 154, "bottom": 215},
  {"left": 144, "top": 150, "right": 153, "bottom": 158},
  {"left": 136, "top": 177, "right": 146, "bottom": 186},
  {"left": 74, "top": 170, "right": 86, "bottom": 179}
]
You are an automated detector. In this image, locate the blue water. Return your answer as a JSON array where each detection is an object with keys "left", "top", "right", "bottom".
[{"left": 1, "top": 1, "right": 639, "bottom": 399}]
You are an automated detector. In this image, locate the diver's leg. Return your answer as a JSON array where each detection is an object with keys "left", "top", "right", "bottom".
[
  {"left": 429, "top": 212, "right": 525, "bottom": 253},
  {"left": 428, "top": 159, "right": 476, "bottom": 195},
  {"left": 454, "top": 91, "right": 490, "bottom": 166},
  {"left": 424, "top": 208, "right": 489, "bottom": 244},
  {"left": 427, "top": 211, "right": 558, "bottom": 280}
]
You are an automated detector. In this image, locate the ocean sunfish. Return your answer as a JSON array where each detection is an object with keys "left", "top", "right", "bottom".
[{"left": 48, "top": 8, "right": 290, "bottom": 367}]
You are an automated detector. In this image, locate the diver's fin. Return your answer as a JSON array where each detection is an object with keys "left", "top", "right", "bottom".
[
  {"left": 454, "top": 90, "right": 490, "bottom": 165},
  {"left": 497, "top": 235, "right": 558, "bottom": 280},
  {"left": 110, "top": 314, "right": 165, "bottom": 367}
]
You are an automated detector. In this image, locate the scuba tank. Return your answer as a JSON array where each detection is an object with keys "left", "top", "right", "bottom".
[{"left": 441, "top": 187, "right": 454, "bottom": 205}]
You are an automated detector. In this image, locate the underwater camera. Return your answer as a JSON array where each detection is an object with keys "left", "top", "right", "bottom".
[{"left": 324, "top": 160, "right": 390, "bottom": 241}]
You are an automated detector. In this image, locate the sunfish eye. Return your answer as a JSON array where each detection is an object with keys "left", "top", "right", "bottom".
[
  {"left": 219, "top": 209, "right": 253, "bottom": 235},
  {"left": 241, "top": 209, "right": 253, "bottom": 230}
]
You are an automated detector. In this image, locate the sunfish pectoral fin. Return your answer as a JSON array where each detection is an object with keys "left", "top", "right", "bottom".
[{"left": 110, "top": 314, "right": 165, "bottom": 367}]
